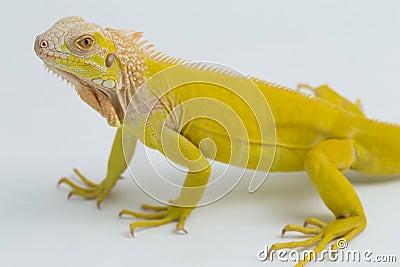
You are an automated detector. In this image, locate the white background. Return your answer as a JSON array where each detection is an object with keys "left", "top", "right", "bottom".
[{"left": 1, "top": 0, "right": 400, "bottom": 266}]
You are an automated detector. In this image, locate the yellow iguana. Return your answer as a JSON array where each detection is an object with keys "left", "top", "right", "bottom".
[{"left": 34, "top": 16, "right": 400, "bottom": 266}]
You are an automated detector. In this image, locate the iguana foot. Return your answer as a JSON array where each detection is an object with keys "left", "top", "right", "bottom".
[
  {"left": 268, "top": 215, "right": 366, "bottom": 267},
  {"left": 119, "top": 203, "right": 193, "bottom": 236},
  {"left": 58, "top": 168, "right": 113, "bottom": 208},
  {"left": 296, "top": 83, "right": 365, "bottom": 117}
]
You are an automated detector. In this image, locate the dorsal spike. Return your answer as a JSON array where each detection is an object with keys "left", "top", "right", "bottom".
[
  {"left": 151, "top": 51, "right": 163, "bottom": 59},
  {"left": 136, "top": 39, "right": 148, "bottom": 47},
  {"left": 131, "top": 34, "right": 144, "bottom": 43},
  {"left": 130, "top": 31, "right": 144, "bottom": 38},
  {"left": 143, "top": 44, "right": 154, "bottom": 52}
]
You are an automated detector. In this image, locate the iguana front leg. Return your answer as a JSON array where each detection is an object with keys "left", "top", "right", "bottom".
[
  {"left": 119, "top": 127, "right": 211, "bottom": 236},
  {"left": 58, "top": 127, "right": 137, "bottom": 207},
  {"left": 268, "top": 139, "right": 367, "bottom": 267}
]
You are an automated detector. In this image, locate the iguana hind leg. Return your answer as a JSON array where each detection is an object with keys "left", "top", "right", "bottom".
[
  {"left": 298, "top": 84, "right": 364, "bottom": 117},
  {"left": 268, "top": 139, "right": 367, "bottom": 266},
  {"left": 58, "top": 127, "right": 136, "bottom": 208}
]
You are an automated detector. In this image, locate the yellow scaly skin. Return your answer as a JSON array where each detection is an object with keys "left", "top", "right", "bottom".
[{"left": 35, "top": 17, "right": 400, "bottom": 266}]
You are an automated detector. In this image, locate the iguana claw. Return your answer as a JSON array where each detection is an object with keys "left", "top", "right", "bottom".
[
  {"left": 119, "top": 203, "right": 193, "bottom": 237},
  {"left": 57, "top": 168, "right": 112, "bottom": 208},
  {"left": 268, "top": 215, "right": 366, "bottom": 267}
]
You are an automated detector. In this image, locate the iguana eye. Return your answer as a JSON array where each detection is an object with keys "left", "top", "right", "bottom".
[
  {"left": 40, "top": 40, "right": 48, "bottom": 48},
  {"left": 75, "top": 35, "right": 95, "bottom": 50}
]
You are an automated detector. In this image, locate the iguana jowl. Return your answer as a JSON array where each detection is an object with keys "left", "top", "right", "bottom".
[{"left": 34, "top": 16, "right": 400, "bottom": 267}]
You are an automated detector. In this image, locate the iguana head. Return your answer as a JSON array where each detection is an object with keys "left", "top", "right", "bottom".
[{"left": 34, "top": 16, "right": 149, "bottom": 127}]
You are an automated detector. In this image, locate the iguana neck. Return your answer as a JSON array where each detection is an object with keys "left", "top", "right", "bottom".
[
  {"left": 97, "top": 29, "right": 150, "bottom": 125},
  {"left": 112, "top": 44, "right": 183, "bottom": 124}
]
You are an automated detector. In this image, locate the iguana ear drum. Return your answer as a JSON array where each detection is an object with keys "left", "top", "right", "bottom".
[{"left": 105, "top": 53, "right": 115, "bottom": 68}]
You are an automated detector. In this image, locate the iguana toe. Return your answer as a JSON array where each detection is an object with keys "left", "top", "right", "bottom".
[
  {"left": 268, "top": 215, "right": 366, "bottom": 266},
  {"left": 119, "top": 204, "right": 193, "bottom": 237},
  {"left": 57, "top": 168, "right": 113, "bottom": 208}
]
